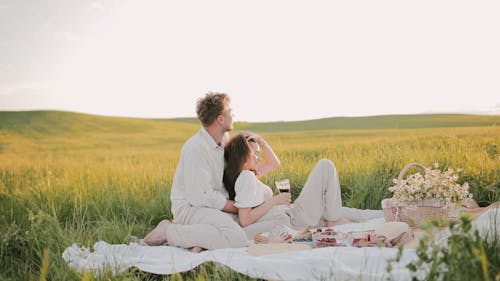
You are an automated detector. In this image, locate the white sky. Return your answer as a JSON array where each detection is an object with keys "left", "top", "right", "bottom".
[{"left": 0, "top": 0, "right": 499, "bottom": 122}]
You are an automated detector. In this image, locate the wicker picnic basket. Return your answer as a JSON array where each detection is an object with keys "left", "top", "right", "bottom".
[{"left": 383, "top": 162, "right": 448, "bottom": 226}]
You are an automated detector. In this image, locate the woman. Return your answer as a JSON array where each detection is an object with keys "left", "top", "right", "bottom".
[{"left": 223, "top": 132, "right": 383, "bottom": 240}]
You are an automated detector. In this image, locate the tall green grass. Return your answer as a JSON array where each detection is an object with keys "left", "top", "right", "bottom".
[
  {"left": 387, "top": 214, "right": 500, "bottom": 281},
  {"left": 0, "top": 111, "right": 499, "bottom": 280}
]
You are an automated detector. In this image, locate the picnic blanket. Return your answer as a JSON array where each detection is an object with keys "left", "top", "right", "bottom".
[{"left": 62, "top": 208, "right": 500, "bottom": 281}]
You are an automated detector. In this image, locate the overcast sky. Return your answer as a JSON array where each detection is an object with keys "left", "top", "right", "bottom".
[{"left": 0, "top": 0, "right": 499, "bottom": 122}]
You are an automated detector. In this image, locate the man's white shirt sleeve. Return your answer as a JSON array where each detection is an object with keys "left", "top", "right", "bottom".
[{"left": 182, "top": 146, "right": 227, "bottom": 210}]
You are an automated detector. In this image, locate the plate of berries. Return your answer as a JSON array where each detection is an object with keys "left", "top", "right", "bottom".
[
  {"left": 311, "top": 227, "right": 348, "bottom": 248},
  {"left": 348, "top": 231, "right": 375, "bottom": 247}
]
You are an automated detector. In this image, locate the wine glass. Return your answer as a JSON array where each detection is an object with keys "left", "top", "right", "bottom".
[{"left": 275, "top": 179, "right": 290, "bottom": 193}]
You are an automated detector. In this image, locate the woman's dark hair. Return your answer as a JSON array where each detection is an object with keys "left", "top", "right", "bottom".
[{"left": 223, "top": 133, "right": 255, "bottom": 200}]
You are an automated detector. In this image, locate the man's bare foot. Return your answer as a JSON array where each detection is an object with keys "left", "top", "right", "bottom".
[
  {"left": 144, "top": 220, "right": 171, "bottom": 246},
  {"left": 326, "top": 218, "right": 352, "bottom": 227},
  {"left": 189, "top": 246, "right": 204, "bottom": 253}
]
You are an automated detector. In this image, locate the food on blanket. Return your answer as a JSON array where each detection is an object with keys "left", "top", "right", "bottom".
[
  {"left": 254, "top": 225, "right": 313, "bottom": 244},
  {"left": 373, "top": 221, "right": 414, "bottom": 247},
  {"left": 315, "top": 236, "right": 338, "bottom": 247},
  {"left": 312, "top": 227, "right": 347, "bottom": 247},
  {"left": 269, "top": 225, "right": 293, "bottom": 243},
  {"left": 254, "top": 232, "right": 270, "bottom": 244},
  {"left": 255, "top": 224, "right": 295, "bottom": 244},
  {"left": 348, "top": 231, "right": 373, "bottom": 247}
]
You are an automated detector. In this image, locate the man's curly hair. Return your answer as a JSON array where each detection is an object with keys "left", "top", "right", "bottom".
[{"left": 196, "top": 92, "right": 231, "bottom": 126}]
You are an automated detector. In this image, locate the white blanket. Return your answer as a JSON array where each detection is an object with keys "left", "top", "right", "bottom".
[{"left": 62, "top": 209, "right": 500, "bottom": 281}]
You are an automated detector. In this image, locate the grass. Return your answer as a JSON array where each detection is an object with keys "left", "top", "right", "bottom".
[
  {"left": 0, "top": 111, "right": 499, "bottom": 280},
  {"left": 387, "top": 214, "right": 500, "bottom": 281}
]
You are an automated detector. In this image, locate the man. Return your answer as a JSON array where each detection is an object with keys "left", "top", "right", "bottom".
[{"left": 144, "top": 92, "right": 248, "bottom": 250}]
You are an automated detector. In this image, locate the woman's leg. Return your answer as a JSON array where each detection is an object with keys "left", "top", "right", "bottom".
[
  {"left": 338, "top": 206, "right": 383, "bottom": 223},
  {"left": 289, "top": 159, "right": 383, "bottom": 227},
  {"left": 289, "top": 159, "right": 343, "bottom": 227}
]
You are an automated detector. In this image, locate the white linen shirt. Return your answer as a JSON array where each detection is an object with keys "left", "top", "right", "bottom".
[
  {"left": 170, "top": 128, "right": 229, "bottom": 217},
  {"left": 234, "top": 170, "right": 273, "bottom": 208}
]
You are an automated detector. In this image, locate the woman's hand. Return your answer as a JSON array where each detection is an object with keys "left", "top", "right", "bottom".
[
  {"left": 268, "top": 192, "right": 291, "bottom": 206},
  {"left": 252, "top": 134, "right": 267, "bottom": 148},
  {"left": 238, "top": 190, "right": 291, "bottom": 228},
  {"left": 246, "top": 133, "right": 267, "bottom": 147},
  {"left": 246, "top": 132, "right": 281, "bottom": 177}
]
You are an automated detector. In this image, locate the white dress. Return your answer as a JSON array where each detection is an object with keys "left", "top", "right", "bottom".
[
  {"left": 233, "top": 160, "right": 384, "bottom": 240},
  {"left": 234, "top": 170, "right": 273, "bottom": 208}
]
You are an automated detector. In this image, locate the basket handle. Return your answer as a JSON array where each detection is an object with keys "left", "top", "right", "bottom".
[{"left": 397, "top": 162, "right": 428, "bottom": 183}]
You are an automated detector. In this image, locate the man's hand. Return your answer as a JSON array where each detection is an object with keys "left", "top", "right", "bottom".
[{"left": 222, "top": 200, "right": 239, "bottom": 213}]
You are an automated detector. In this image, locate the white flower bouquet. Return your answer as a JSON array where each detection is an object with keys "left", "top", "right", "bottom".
[
  {"left": 389, "top": 162, "right": 472, "bottom": 209},
  {"left": 385, "top": 162, "right": 473, "bottom": 225}
]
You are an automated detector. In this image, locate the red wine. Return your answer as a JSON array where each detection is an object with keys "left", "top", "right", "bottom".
[{"left": 279, "top": 188, "right": 290, "bottom": 193}]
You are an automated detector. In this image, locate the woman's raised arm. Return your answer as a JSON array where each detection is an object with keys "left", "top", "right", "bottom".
[{"left": 253, "top": 135, "right": 281, "bottom": 177}]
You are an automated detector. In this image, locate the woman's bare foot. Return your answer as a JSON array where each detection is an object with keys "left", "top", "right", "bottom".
[
  {"left": 189, "top": 246, "right": 204, "bottom": 253},
  {"left": 326, "top": 218, "right": 352, "bottom": 227},
  {"left": 144, "top": 220, "right": 171, "bottom": 246}
]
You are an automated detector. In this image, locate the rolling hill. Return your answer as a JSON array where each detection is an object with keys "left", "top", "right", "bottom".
[
  {"left": 238, "top": 114, "right": 500, "bottom": 132},
  {"left": 0, "top": 110, "right": 199, "bottom": 138},
  {"left": 1, "top": 111, "right": 499, "bottom": 138}
]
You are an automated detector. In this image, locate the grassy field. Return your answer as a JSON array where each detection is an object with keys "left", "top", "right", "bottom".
[{"left": 1, "top": 111, "right": 499, "bottom": 280}]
